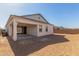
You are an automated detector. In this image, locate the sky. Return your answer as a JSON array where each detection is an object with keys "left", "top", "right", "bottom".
[{"left": 0, "top": 3, "right": 79, "bottom": 28}]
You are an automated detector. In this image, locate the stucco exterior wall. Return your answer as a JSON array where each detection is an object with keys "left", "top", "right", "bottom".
[
  {"left": 7, "top": 24, "right": 13, "bottom": 37},
  {"left": 38, "top": 24, "right": 53, "bottom": 36}
]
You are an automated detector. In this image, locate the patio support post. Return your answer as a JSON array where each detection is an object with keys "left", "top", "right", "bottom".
[
  {"left": 8, "top": 25, "right": 11, "bottom": 36},
  {"left": 13, "top": 20, "right": 17, "bottom": 41},
  {"left": 37, "top": 24, "right": 39, "bottom": 36}
]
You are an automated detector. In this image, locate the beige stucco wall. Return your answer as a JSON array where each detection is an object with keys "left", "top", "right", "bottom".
[
  {"left": 7, "top": 23, "right": 13, "bottom": 37},
  {"left": 29, "top": 25, "right": 37, "bottom": 36},
  {"left": 38, "top": 24, "right": 53, "bottom": 36}
]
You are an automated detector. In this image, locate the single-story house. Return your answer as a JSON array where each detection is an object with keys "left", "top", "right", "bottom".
[{"left": 6, "top": 14, "right": 53, "bottom": 41}]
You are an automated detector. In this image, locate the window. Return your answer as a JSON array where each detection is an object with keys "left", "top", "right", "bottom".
[
  {"left": 17, "top": 26, "right": 27, "bottom": 34},
  {"left": 17, "top": 26, "right": 23, "bottom": 34},
  {"left": 39, "top": 25, "right": 42, "bottom": 32},
  {"left": 46, "top": 26, "right": 48, "bottom": 32}
]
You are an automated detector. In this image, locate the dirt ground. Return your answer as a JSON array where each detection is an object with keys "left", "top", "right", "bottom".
[
  {"left": 1, "top": 34, "right": 79, "bottom": 56},
  {"left": 0, "top": 36, "right": 14, "bottom": 56}
]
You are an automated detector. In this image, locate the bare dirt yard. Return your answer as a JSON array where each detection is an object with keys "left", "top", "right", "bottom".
[
  {"left": 1, "top": 34, "right": 79, "bottom": 56},
  {"left": 0, "top": 36, "right": 14, "bottom": 56}
]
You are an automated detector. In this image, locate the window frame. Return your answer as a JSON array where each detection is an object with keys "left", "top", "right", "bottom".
[
  {"left": 39, "top": 25, "right": 42, "bottom": 32},
  {"left": 46, "top": 26, "right": 48, "bottom": 32}
]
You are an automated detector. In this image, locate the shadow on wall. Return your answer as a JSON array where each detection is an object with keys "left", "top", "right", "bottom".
[{"left": 7, "top": 34, "right": 69, "bottom": 56}]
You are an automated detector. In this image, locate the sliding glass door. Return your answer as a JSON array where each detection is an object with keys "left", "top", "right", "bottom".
[{"left": 17, "top": 26, "right": 27, "bottom": 34}]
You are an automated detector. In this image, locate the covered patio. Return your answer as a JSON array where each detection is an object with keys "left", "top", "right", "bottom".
[{"left": 7, "top": 19, "right": 39, "bottom": 41}]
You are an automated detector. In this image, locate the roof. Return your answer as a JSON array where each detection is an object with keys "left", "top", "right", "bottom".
[{"left": 6, "top": 14, "right": 53, "bottom": 26}]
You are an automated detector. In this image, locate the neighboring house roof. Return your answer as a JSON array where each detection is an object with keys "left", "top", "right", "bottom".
[{"left": 6, "top": 14, "right": 53, "bottom": 26}]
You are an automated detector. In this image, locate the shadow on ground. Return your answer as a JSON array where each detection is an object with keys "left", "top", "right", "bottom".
[{"left": 7, "top": 34, "right": 69, "bottom": 56}]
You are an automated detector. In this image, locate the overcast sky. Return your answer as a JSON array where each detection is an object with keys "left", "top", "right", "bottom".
[{"left": 0, "top": 3, "right": 79, "bottom": 28}]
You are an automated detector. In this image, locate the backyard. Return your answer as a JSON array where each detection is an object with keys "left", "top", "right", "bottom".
[{"left": 1, "top": 34, "right": 79, "bottom": 56}]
